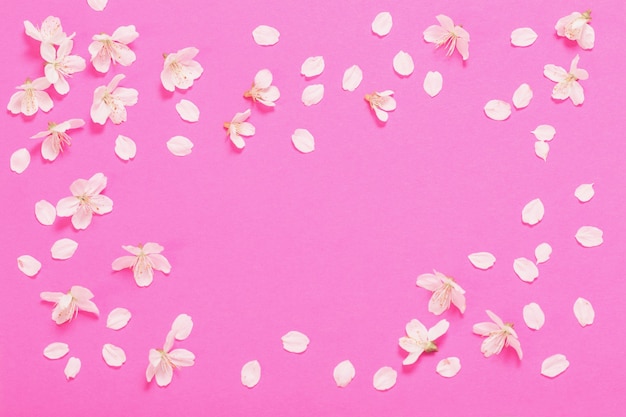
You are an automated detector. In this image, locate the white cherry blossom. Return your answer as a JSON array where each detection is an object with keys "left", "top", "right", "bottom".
[
  {"left": 90, "top": 74, "right": 138, "bottom": 125},
  {"left": 88, "top": 25, "right": 138, "bottom": 73}
]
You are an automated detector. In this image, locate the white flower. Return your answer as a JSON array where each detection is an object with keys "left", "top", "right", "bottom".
[
  {"left": 88, "top": 25, "right": 139, "bottom": 73},
  {"left": 399, "top": 319, "right": 449, "bottom": 365},
  {"left": 90, "top": 74, "right": 139, "bottom": 125},
  {"left": 473, "top": 310, "right": 523, "bottom": 360},
  {"left": 112, "top": 243, "right": 172, "bottom": 287},
  {"left": 160, "top": 47, "right": 203, "bottom": 92},
  {"left": 544, "top": 54, "right": 588, "bottom": 106},
  {"left": 56, "top": 172, "right": 113, "bottom": 230},
  {"left": 7, "top": 78, "right": 53, "bottom": 116},
  {"left": 224, "top": 109, "right": 255, "bottom": 149},
  {"left": 24, "top": 16, "right": 72, "bottom": 58},
  {"left": 146, "top": 315, "right": 195, "bottom": 387},
  {"left": 42, "top": 38, "right": 86, "bottom": 95},
  {"left": 364, "top": 90, "right": 396, "bottom": 122},
  {"left": 555, "top": 10, "right": 594, "bottom": 49},
  {"left": 244, "top": 69, "right": 280, "bottom": 106},
  {"left": 40, "top": 285, "right": 99, "bottom": 325},
  {"left": 30, "top": 119, "right": 85, "bottom": 161}
]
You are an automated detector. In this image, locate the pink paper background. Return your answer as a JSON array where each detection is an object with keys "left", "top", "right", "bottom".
[{"left": 2, "top": 0, "right": 625, "bottom": 416}]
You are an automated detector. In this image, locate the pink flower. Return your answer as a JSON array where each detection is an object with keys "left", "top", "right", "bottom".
[
  {"left": 224, "top": 109, "right": 255, "bottom": 149},
  {"left": 423, "top": 15, "right": 470, "bottom": 60},
  {"left": 399, "top": 318, "right": 449, "bottom": 365},
  {"left": 30, "top": 119, "right": 85, "bottom": 161},
  {"left": 556, "top": 10, "right": 594, "bottom": 49},
  {"left": 42, "top": 38, "right": 86, "bottom": 95},
  {"left": 40, "top": 285, "right": 99, "bottom": 325},
  {"left": 112, "top": 243, "right": 172, "bottom": 287},
  {"left": 473, "top": 310, "right": 523, "bottom": 360},
  {"left": 364, "top": 90, "right": 396, "bottom": 122},
  {"left": 88, "top": 25, "right": 139, "bottom": 73},
  {"left": 146, "top": 316, "right": 195, "bottom": 387},
  {"left": 7, "top": 78, "right": 53, "bottom": 116},
  {"left": 160, "top": 47, "right": 204, "bottom": 92},
  {"left": 56, "top": 172, "right": 113, "bottom": 230},
  {"left": 416, "top": 270, "right": 466, "bottom": 315},
  {"left": 544, "top": 54, "right": 588, "bottom": 106},
  {"left": 244, "top": 69, "right": 280, "bottom": 107},
  {"left": 90, "top": 74, "right": 139, "bottom": 125},
  {"left": 24, "top": 16, "right": 72, "bottom": 58}
]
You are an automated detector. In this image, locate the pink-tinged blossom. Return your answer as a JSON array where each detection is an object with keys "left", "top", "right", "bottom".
[
  {"left": 112, "top": 243, "right": 172, "bottom": 287},
  {"left": 41, "top": 38, "right": 86, "bottom": 95},
  {"left": 224, "top": 109, "right": 255, "bottom": 149},
  {"left": 88, "top": 25, "right": 138, "bottom": 73},
  {"left": 556, "top": 10, "right": 594, "bottom": 49},
  {"left": 423, "top": 15, "right": 470, "bottom": 60},
  {"left": 160, "top": 47, "right": 203, "bottom": 92},
  {"left": 399, "top": 319, "right": 449, "bottom": 365},
  {"left": 56, "top": 172, "right": 113, "bottom": 230},
  {"left": 544, "top": 54, "right": 588, "bottom": 106},
  {"left": 473, "top": 310, "right": 523, "bottom": 360},
  {"left": 24, "top": 16, "right": 72, "bottom": 58},
  {"left": 31, "top": 119, "right": 85, "bottom": 161},
  {"left": 364, "top": 90, "right": 396, "bottom": 122},
  {"left": 90, "top": 74, "right": 138, "bottom": 125},
  {"left": 416, "top": 270, "right": 466, "bottom": 315},
  {"left": 244, "top": 69, "right": 280, "bottom": 107},
  {"left": 40, "top": 285, "right": 99, "bottom": 325},
  {"left": 146, "top": 319, "right": 195, "bottom": 387},
  {"left": 7, "top": 78, "right": 53, "bottom": 116}
]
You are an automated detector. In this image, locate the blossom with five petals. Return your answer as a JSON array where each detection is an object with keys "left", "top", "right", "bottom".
[
  {"left": 473, "top": 310, "right": 523, "bottom": 360},
  {"left": 244, "top": 69, "right": 280, "bottom": 107},
  {"left": 399, "top": 318, "right": 450, "bottom": 365},
  {"left": 416, "top": 270, "right": 466, "bottom": 315},
  {"left": 24, "top": 16, "right": 72, "bottom": 58},
  {"left": 423, "top": 15, "right": 470, "bottom": 61},
  {"left": 112, "top": 243, "right": 172, "bottom": 287},
  {"left": 555, "top": 10, "right": 594, "bottom": 50},
  {"left": 7, "top": 78, "right": 53, "bottom": 116},
  {"left": 90, "top": 74, "right": 139, "bottom": 125},
  {"left": 88, "top": 25, "right": 139, "bottom": 73},
  {"left": 364, "top": 90, "right": 396, "bottom": 122},
  {"left": 146, "top": 316, "right": 195, "bottom": 387},
  {"left": 30, "top": 119, "right": 85, "bottom": 161},
  {"left": 160, "top": 47, "right": 204, "bottom": 92},
  {"left": 543, "top": 54, "right": 588, "bottom": 106},
  {"left": 56, "top": 172, "right": 113, "bottom": 230},
  {"left": 41, "top": 38, "right": 86, "bottom": 95},
  {"left": 224, "top": 109, "right": 255, "bottom": 149},
  {"left": 40, "top": 285, "right": 99, "bottom": 325}
]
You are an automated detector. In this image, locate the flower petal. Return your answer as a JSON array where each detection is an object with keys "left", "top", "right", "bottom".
[
  {"left": 534, "top": 141, "right": 549, "bottom": 161},
  {"left": 513, "top": 257, "right": 539, "bottom": 283},
  {"left": 64, "top": 357, "right": 81, "bottom": 380},
  {"left": 372, "top": 366, "right": 397, "bottom": 391},
  {"left": 342, "top": 65, "right": 363, "bottom": 92},
  {"left": 511, "top": 28, "right": 538, "bottom": 47},
  {"left": 392, "top": 51, "right": 414, "bottom": 76},
  {"left": 175, "top": 99, "right": 200, "bottom": 123},
  {"left": 171, "top": 314, "right": 193, "bottom": 341},
  {"left": 87, "top": 0, "right": 108, "bottom": 11},
  {"left": 423, "top": 71, "right": 443, "bottom": 97},
  {"left": 521, "top": 198, "right": 544, "bottom": 226},
  {"left": 301, "top": 56, "right": 325, "bottom": 78},
  {"left": 436, "top": 357, "right": 461, "bottom": 378},
  {"left": 102, "top": 343, "right": 126, "bottom": 367},
  {"left": 428, "top": 319, "right": 450, "bottom": 340},
  {"left": 106, "top": 307, "right": 131, "bottom": 330},
  {"left": 523, "top": 302, "right": 545, "bottom": 330},
  {"left": 167, "top": 136, "right": 194, "bottom": 156},
  {"left": 241, "top": 360, "right": 261, "bottom": 388},
  {"left": 333, "top": 360, "right": 355, "bottom": 387},
  {"left": 51, "top": 238, "right": 78, "bottom": 260},
  {"left": 531, "top": 125, "right": 556, "bottom": 141},
  {"left": 252, "top": 25, "right": 280, "bottom": 46},
  {"left": 291, "top": 128, "right": 315, "bottom": 153},
  {"left": 114, "top": 135, "right": 137, "bottom": 161},
  {"left": 484, "top": 100, "right": 511, "bottom": 121},
  {"left": 575, "top": 226, "right": 603, "bottom": 247},
  {"left": 17, "top": 255, "right": 42, "bottom": 277},
  {"left": 574, "top": 183, "right": 594, "bottom": 203},
  {"left": 535, "top": 242, "right": 552, "bottom": 264},
  {"left": 301, "top": 84, "right": 324, "bottom": 106},
  {"left": 573, "top": 297, "right": 594, "bottom": 326},
  {"left": 43, "top": 342, "right": 69, "bottom": 360},
  {"left": 512, "top": 83, "right": 533, "bottom": 109},
  {"left": 468, "top": 252, "right": 496, "bottom": 270},
  {"left": 35, "top": 200, "right": 56, "bottom": 225},
  {"left": 281, "top": 330, "right": 310, "bottom": 353},
  {"left": 10, "top": 148, "right": 30, "bottom": 174},
  {"left": 541, "top": 354, "right": 570, "bottom": 378},
  {"left": 372, "top": 12, "right": 393, "bottom": 36}
]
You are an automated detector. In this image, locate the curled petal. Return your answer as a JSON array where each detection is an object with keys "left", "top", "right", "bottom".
[{"left": 333, "top": 360, "right": 355, "bottom": 387}]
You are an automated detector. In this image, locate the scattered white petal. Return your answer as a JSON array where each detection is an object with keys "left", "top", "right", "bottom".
[
  {"left": 468, "top": 252, "right": 496, "bottom": 270},
  {"left": 175, "top": 99, "right": 200, "bottom": 122},
  {"left": 171, "top": 314, "right": 193, "bottom": 341},
  {"left": 17, "top": 255, "right": 42, "bottom": 277},
  {"left": 114, "top": 135, "right": 136, "bottom": 161},
  {"left": 575, "top": 226, "right": 603, "bottom": 247},
  {"left": 531, "top": 125, "right": 556, "bottom": 141},
  {"left": 484, "top": 100, "right": 511, "bottom": 121},
  {"left": 535, "top": 141, "right": 550, "bottom": 161},
  {"left": 43, "top": 342, "right": 69, "bottom": 360},
  {"left": 372, "top": 12, "right": 393, "bottom": 36},
  {"left": 167, "top": 136, "right": 194, "bottom": 156},
  {"left": 535, "top": 243, "right": 552, "bottom": 264},
  {"left": 291, "top": 129, "right": 315, "bottom": 153},
  {"left": 87, "top": 0, "right": 108, "bottom": 11},
  {"left": 573, "top": 297, "right": 595, "bottom": 326},
  {"left": 512, "top": 83, "right": 533, "bottom": 109},
  {"left": 513, "top": 257, "right": 539, "bottom": 283},
  {"left": 575, "top": 183, "right": 594, "bottom": 203},
  {"left": 342, "top": 65, "right": 363, "bottom": 92},
  {"left": 301, "top": 84, "right": 324, "bottom": 106},
  {"left": 51, "top": 238, "right": 78, "bottom": 260},
  {"left": 10, "top": 148, "right": 30, "bottom": 174},
  {"left": 252, "top": 25, "right": 280, "bottom": 46},
  {"left": 373, "top": 366, "right": 397, "bottom": 391},
  {"left": 436, "top": 357, "right": 461, "bottom": 378},
  {"left": 423, "top": 71, "right": 443, "bottom": 97},
  {"left": 333, "top": 360, "right": 355, "bottom": 387},
  {"left": 393, "top": 51, "right": 414, "bottom": 76},
  {"left": 102, "top": 343, "right": 126, "bottom": 367},
  {"left": 301, "top": 56, "right": 325, "bottom": 78},
  {"left": 64, "top": 357, "right": 81, "bottom": 380},
  {"left": 281, "top": 330, "right": 310, "bottom": 353},
  {"left": 511, "top": 28, "right": 538, "bottom": 47},
  {"left": 106, "top": 308, "right": 132, "bottom": 330},
  {"left": 521, "top": 198, "right": 544, "bottom": 226},
  {"left": 35, "top": 200, "right": 56, "bottom": 225},
  {"left": 541, "top": 354, "right": 570, "bottom": 378},
  {"left": 523, "top": 302, "right": 545, "bottom": 330},
  {"left": 241, "top": 360, "right": 261, "bottom": 388}
]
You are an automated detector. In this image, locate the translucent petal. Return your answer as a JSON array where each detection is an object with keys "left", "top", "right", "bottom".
[
  {"left": 372, "top": 11, "right": 392, "bottom": 36},
  {"left": 535, "top": 242, "right": 552, "bottom": 264},
  {"left": 35, "top": 200, "right": 56, "bottom": 225},
  {"left": 167, "top": 136, "right": 194, "bottom": 156},
  {"left": 301, "top": 84, "right": 324, "bottom": 106},
  {"left": 467, "top": 252, "right": 496, "bottom": 270},
  {"left": 574, "top": 183, "right": 594, "bottom": 203},
  {"left": 535, "top": 141, "right": 549, "bottom": 161},
  {"left": 10, "top": 148, "right": 30, "bottom": 174},
  {"left": 17, "top": 255, "right": 42, "bottom": 277},
  {"left": 64, "top": 357, "right": 81, "bottom": 380},
  {"left": 342, "top": 65, "right": 363, "bottom": 92},
  {"left": 523, "top": 302, "right": 545, "bottom": 330},
  {"left": 541, "top": 354, "right": 569, "bottom": 377},
  {"left": 573, "top": 297, "right": 594, "bottom": 326},
  {"left": 114, "top": 135, "right": 136, "bottom": 161},
  {"left": 512, "top": 83, "right": 533, "bottom": 109},
  {"left": 392, "top": 51, "right": 414, "bottom": 76},
  {"left": 43, "top": 342, "right": 69, "bottom": 359},
  {"left": 333, "top": 360, "right": 355, "bottom": 387},
  {"left": 372, "top": 366, "right": 397, "bottom": 391},
  {"left": 252, "top": 25, "right": 280, "bottom": 46},
  {"left": 531, "top": 125, "right": 556, "bottom": 141},
  {"left": 241, "top": 360, "right": 261, "bottom": 388},
  {"left": 484, "top": 100, "right": 511, "bottom": 121},
  {"left": 175, "top": 99, "right": 200, "bottom": 122},
  {"left": 575, "top": 226, "right": 603, "bottom": 247},
  {"left": 513, "top": 257, "right": 539, "bottom": 283},
  {"left": 51, "top": 238, "right": 78, "bottom": 260},
  {"left": 102, "top": 343, "right": 126, "bottom": 367},
  {"left": 436, "top": 357, "right": 461, "bottom": 378},
  {"left": 106, "top": 307, "right": 131, "bottom": 330},
  {"left": 291, "top": 128, "right": 315, "bottom": 153},
  {"left": 511, "top": 28, "right": 538, "bottom": 47},
  {"left": 281, "top": 330, "right": 310, "bottom": 353},
  {"left": 521, "top": 198, "right": 544, "bottom": 226},
  {"left": 423, "top": 71, "right": 443, "bottom": 97},
  {"left": 300, "top": 56, "right": 325, "bottom": 78}
]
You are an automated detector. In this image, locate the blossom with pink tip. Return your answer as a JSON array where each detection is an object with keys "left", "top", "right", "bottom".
[
  {"left": 90, "top": 74, "right": 138, "bottom": 125},
  {"left": 24, "top": 16, "right": 72, "bottom": 58},
  {"left": 112, "top": 243, "right": 172, "bottom": 287},
  {"left": 160, "top": 47, "right": 204, "bottom": 92},
  {"left": 56, "top": 172, "right": 113, "bottom": 230},
  {"left": 40, "top": 285, "right": 99, "bottom": 325},
  {"left": 30, "top": 119, "right": 85, "bottom": 161},
  {"left": 244, "top": 69, "right": 280, "bottom": 107},
  {"left": 423, "top": 15, "right": 470, "bottom": 60},
  {"left": 146, "top": 315, "right": 195, "bottom": 387},
  {"left": 88, "top": 25, "right": 139, "bottom": 73},
  {"left": 7, "top": 78, "right": 53, "bottom": 116},
  {"left": 365, "top": 90, "right": 396, "bottom": 122},
  {"left": 544, "top": 54, "right": 588, "bottom": 106},
  {"left": 224, "top": 109, "right": 255, "bottom": 149},
  {"left": 42, "top": 38, "right": 86, "bottom": 95},
  {"left": 556, "top": 10, "right": 594, "bottom": 49},
  {"left": 416, "top": 270, "right": 466, "bottom": 315},
  {"left": 473, "top": 310, "right": 523, "bottom": 360},
  {"left": 399, "top": 318, "right": 449, "bottom": 365}
]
